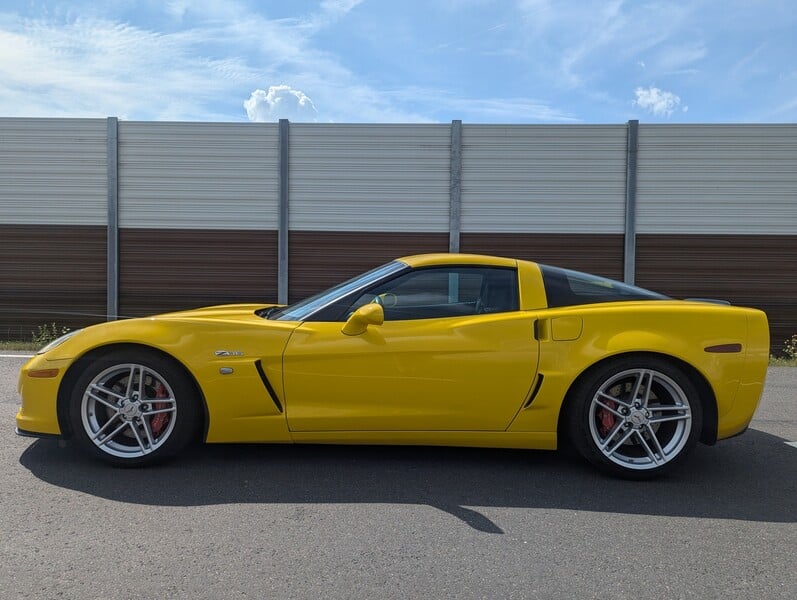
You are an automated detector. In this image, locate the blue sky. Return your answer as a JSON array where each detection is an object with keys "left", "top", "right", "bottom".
[{"left": 0, "top": 0, "right": 795, "bottom": 123}]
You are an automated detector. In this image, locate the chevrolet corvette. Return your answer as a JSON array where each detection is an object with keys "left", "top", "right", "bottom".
[{"left": 16, "top": 253, "right": 769, "bottom": 478}]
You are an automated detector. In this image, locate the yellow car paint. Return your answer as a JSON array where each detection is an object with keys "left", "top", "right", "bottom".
[
  {"left": 16, "top": 254, "right": 769, "bottom": 457},
  {"left": 507, "top": 300, "right": 764, "bottom": 438},
  {"left": 19, "top": 306, "right": 299, "bottom": 443},
  {"left": 17, "top": 355, "right": 71, "bottom": 435},
  {"left": 283, "top": 312, "right": 538, "bottom": 432}
]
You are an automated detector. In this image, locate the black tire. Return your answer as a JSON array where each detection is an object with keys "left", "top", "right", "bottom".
[
  {"left": 68, "top": 349, "right": 202, "bottom": 467},
  {"left": 566, "top": 356, "right": 703, "bottom": 479}
]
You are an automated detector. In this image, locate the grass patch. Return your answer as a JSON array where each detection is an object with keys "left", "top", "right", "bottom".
[
  {"left": 770, "top": 356, "right": 797, "bottom": 367},
  {"left": 0, "top": 341, "right": 40, "bottom": 352}
]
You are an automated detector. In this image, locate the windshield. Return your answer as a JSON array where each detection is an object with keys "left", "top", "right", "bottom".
[{"left": 266, "top": 261, "right": 407, "bottom": 321}]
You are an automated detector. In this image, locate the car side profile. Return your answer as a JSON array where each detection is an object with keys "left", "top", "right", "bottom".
[{"left": 16, "top": 253, "right": 769, "bottom": 478}]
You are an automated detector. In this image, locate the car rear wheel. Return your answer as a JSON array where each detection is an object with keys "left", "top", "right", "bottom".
[
  {"left": 567, "top": 357, "right": 703, "bottom": 479},
  {"left": 68, "top": 350, "right": 201, "bottom": 466}
]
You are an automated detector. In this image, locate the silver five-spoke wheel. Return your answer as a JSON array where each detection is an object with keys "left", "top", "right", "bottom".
[
  {"left": 81, "top": 363, "right": 178, "bottom": 459},
  {"left": 588, "top": 368, "right": 692, "bottom": 471},
  {"left": 69, "top": 350, "right": 201, "bottom": 466},
  {"left": 568, "top": 357, "right": 703, "bottom": 479}
]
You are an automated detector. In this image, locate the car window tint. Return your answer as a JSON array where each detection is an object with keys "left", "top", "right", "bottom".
[
  {"left": 540, "top": 264, "right": 668, "bottom": 308},
  {"left": 347, "top": 267, "right": 518, "bottom": 321},
  {"left": 271, "top": 261, "right": 406, "bottom": 321}
]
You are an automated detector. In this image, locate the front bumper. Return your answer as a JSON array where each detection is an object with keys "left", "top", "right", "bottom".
[
  {"left": 15, "top": 355, "right": 72, "bottom": 436},
  {"left": 15, "top": 426, "right": 62, "bottom": 440}
]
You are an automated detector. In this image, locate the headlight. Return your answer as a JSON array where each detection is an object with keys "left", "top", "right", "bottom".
[{"left": 37, "top": 329, "right": 82, "bottom": 355}]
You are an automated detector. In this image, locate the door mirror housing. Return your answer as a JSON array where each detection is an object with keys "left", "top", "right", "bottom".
[{"left": 342, "top": 303, "right": 384, "bottom": 336}]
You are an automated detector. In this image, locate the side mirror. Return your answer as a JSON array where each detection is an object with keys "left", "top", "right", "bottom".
[{"left": 341, "top": 303, "right": 384, "bottom": 336}]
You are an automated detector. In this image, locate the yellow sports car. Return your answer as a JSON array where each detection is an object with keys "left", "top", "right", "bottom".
[{"left": 16, "top": 253, "right": 769, "bottom": 478}]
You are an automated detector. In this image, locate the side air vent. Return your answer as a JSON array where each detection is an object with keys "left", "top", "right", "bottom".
[
  {"left": 254, "top": 360, "right": 283, "bottom": 413},
  {"left": 523, "top": 374, "right": 544, "bottom": 408}
]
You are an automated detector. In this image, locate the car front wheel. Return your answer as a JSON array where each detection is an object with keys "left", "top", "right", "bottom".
[
  {"left": 68, "top": 350, "right": 201, "bottom": 466},
  {"left": 567, "top": 357, "right": 703, "bottom": 479}
]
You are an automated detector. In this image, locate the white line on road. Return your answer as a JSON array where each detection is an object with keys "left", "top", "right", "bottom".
[
  {"left": 0, "top": 354, "right": 33, "bottom": 359},
  {"left": 786, "top": 442, "right": 797, "bottom": 450}
]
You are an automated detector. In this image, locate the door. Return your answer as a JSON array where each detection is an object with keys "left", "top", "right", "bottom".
[{"left": 282, "top": 266, "right": 539, "bottom": 432}]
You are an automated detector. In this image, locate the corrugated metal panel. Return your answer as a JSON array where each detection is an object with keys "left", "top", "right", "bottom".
[
  {"left": 119, "top": 122, "right": 279, "bottom": 230},
  {"left": 289, "top": 231, "right": 448, "bottom": 302},
  {"left": 0, "top": 118, "right": 107, "bottom": 225},
  {"left": 0, "top": 224, "right": 107, "bottom": 339},
  {"left": 636, "top": 234, "right": 797, "bottom": 352},
  {"left": 290, "top": 124, "right": 450, "bottom": 232},
  {"left": 460, "top": 233, "right": 624, "bottom": 279},
  {"left": 119, "top": 229, "right": 278, "bottom": 316},
  {"left": 461, "top": 125, "right": 628, "bottom": 233},
  {"left": 637, "top": 125, "right": 797, "bottom": 234}
]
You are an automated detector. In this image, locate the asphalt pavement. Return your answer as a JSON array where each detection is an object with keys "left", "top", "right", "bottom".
[{"left": 1, "top": 353, "right": 795, "bottom": 599}]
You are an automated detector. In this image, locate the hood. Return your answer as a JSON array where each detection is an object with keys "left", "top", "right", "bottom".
[{"left": 153, "top": 303, "right": 281, "bottom": 323}]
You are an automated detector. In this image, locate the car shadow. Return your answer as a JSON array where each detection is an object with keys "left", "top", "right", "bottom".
[{"left": 19, "top": 428, "right": 796, "bottom": 534}]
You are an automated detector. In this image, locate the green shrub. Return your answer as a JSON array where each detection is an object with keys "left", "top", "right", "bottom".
[
  {"left": 784, "top": 334, "right": 797, "bottom": 361},
  {"left": 31, "top": 322, "right": 70, "bottom": 347}
]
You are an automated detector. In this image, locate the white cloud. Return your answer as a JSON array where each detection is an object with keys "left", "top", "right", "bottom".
[
  {"left": 244, "top": 86, "right": 318, "bottom": 122},
  {"left": 166, "top": 1, "right": 190, "bottom": 19},
  {"left": 656, "top": 42, "right": 706, "bottom": 74},
  {"left": 0, "top": 8, "right": 424, "bottom": 122},
  {"left": 436, "top": 95, "right": 577, "bottom": 122},
  {"left": 0, "top": 18, "right": 228, "bottom": 120},
  {"left": 633, "top": 86, "right": 682, "bottom": 117},
  {"left": 0, "top": 2, "right": 582, "bottom": 123},
  {"left": 306, "top": 0, "right": 364, "bottom": 30},
  {"left": 515, "top": 0, "right": 699, "bottom": 95},
  {"left": 320, "top": 0, "right": 364, "bottom": 16}
]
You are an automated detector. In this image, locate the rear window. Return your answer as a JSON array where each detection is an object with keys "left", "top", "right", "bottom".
[{"left": 540, "top": 265, "right": 668, "bottom": 308}]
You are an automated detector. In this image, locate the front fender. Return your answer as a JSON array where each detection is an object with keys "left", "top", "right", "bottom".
[{"left": 41, "top": 315, "right": 299, "bottom": 443}]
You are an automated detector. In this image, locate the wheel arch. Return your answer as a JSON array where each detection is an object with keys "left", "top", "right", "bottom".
[
  {"left": 556, "top": 351, "right": 718, "bottom": 451},
  {"left": 56, "top": 343, "right": 209, "bottom": 442}
]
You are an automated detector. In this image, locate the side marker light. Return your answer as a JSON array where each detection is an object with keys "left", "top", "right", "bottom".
[
  {"left": 704, "top": 344, "right": 742, "bottom": 353},
  {"left": 28, "top": 368, "right": 60, "bottom": 378}
]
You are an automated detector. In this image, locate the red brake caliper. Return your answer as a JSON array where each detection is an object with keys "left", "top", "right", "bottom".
[
  {"left": 150, "top": 382, "right": 170, "bottom": 436},
  {"left": 597, "top": 399, "right": 617, "bottom": 436}
]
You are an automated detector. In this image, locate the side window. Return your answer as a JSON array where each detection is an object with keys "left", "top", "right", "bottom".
[
  {"left": 540, "top": 264, "right": 668, "bottom": 308},
  {"left": 347, "top": 267, "right": 518, "bottom": 321}
]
